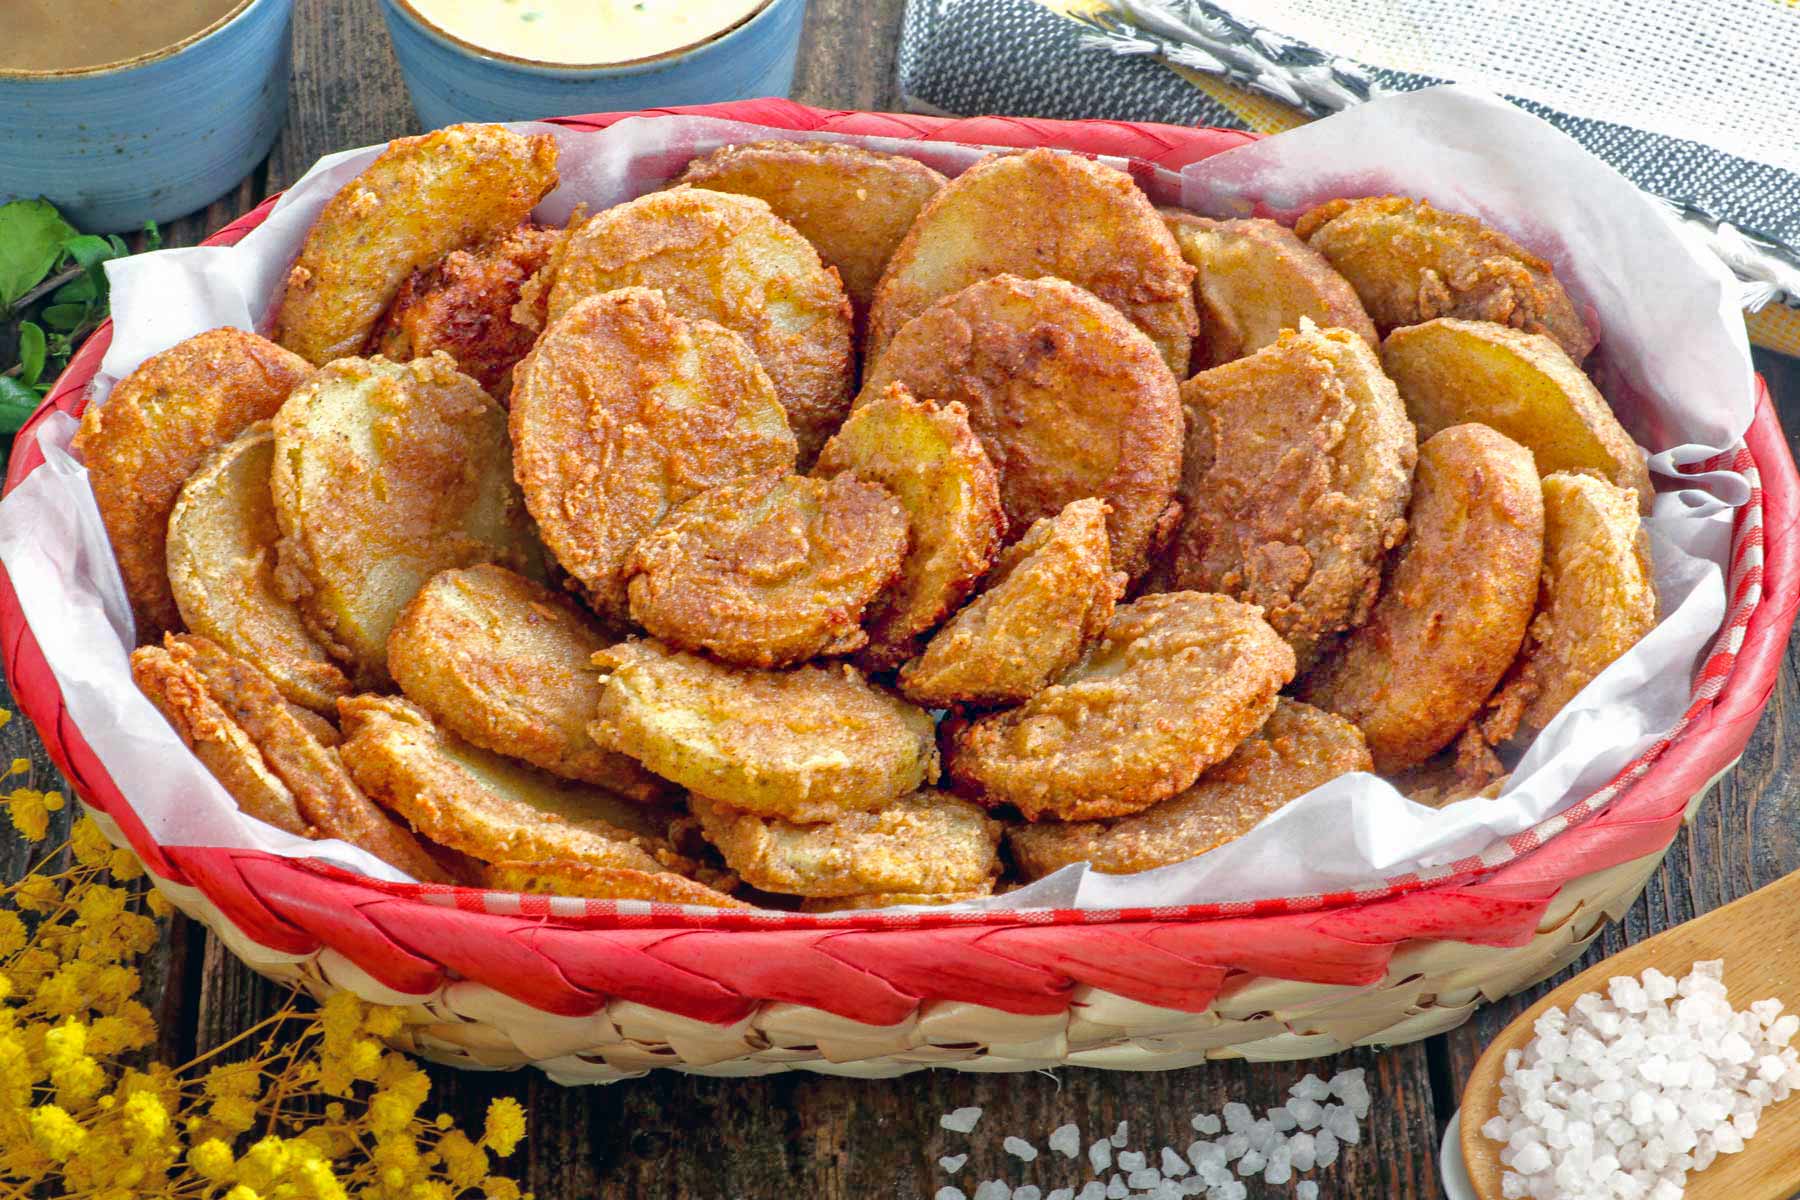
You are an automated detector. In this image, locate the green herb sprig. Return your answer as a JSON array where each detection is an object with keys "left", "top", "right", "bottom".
[{"left": 0, "top": 199, "right": 158, "bottom": 434}]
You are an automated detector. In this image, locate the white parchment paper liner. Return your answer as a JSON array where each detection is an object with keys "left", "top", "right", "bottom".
[{"left": 0, "top": 86, "right": 1754, "bottom": 908}]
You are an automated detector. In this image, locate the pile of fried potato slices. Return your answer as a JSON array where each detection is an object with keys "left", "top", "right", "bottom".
[{"left": 79, "top": 123, "right": 1661, "bottom": 910}]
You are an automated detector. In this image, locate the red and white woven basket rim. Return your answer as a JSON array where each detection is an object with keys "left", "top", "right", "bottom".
[{"left": 1, "top": 101, "right": 1794, "bottom": 1020}]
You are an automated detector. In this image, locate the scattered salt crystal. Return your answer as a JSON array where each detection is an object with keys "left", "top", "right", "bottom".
[
  {"left": 1047, "top": 1123, "right": 1081, "bottom": 1159},
  {"left": 1110, "top": 1120, "right": 1130, "bottom": 1148},
  {"left": 973, "top": 1183, "right": 1009, "bottom": 1200},
  {"left": 942, "top": 1107, "right": 984, "bottom": 1134},
  {"left": 1189, "top": 1112, "right": 1221, "bottom": 1135},
  {"left": 1290, "top": 1073, "right": 1331, "bottom": 1102},
  {"left": 940, "top": 1154, "right": 968, "bottom": 1174},
  {"left": 1046, "top": 1190, "right": 1073, "bottom": 1200},
  {"left": 936, "top": 1189, "right": 966, "bottom": 1200},
  {"left": 1125, "top": 1168, "right": 1161, "bottom": 1189},
  {"left": 1313, "top": 1129, "right": 1339, "bottom": 1167},
  {"left": 1076, "top": 1185, "right": 1106, "bottom": 1200},
  {"left": 1221, "top": 1101, "right": 1253, "bottom": 1133},
  {"left": 1105, "top": 1175, "right": 1127, "bottom": 1199},
  {"left": 1088, "top": 1139, "right": 1112, "bottom": 1173},
  {"left": 1116, "top": 1150, "right": 1146, "bottom": 1172},
  {"left": 1268, "top": 1105, "right": 1298, "bottom": 1132},
  {"left": 1003, "top": 1136, "right": 1038, "bottom": 1162},
  {"left": 1012, "top": 1187, "right": 1041, "bottom": 1200},
  {"left": 1159, "top": 1146, "right": 1187, "bottom": 1177},
  {"left": 1286, "top": 1097, "right": 1323, "bottom": 1129},
  {"left": 1235, "top": 1148, "right": 1265, "bottom": 1176},
  {"left": 1187, "top": 1140, "right": 1224, "bottom": 1170},
  {"left": 1287, "top": 1131, "right": 1316, "bottom": 1172},
  {"left": 1218, "top": 1132, "right": 1250, "bottom": 1161},
  {"left": 1296, "top": 1184, "right": 1319, "bottom": 1200}
]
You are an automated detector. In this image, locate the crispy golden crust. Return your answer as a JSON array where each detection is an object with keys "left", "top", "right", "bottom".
[
  {"left": 484, "top": 859, "right": 749, "bottom": 908},
  {"left": 153, "top": 636, "right": 447, "bottom": 880},
  {"left": 274, "top": 124, "right": 559, "bottom": 365},
  {"left": 625, "top": 471, "right": 909, "bottom": 668},
  {"left": 1295, "top": 196, "right": 1595, "bottom": 362},
  {"left": 1008, "top": 699, "right": 1369, "bottom": 878},
  {"left": 270, "top": 354, "right": 543, "bottom": 689},
  {"left": 1300, "top": 424, "right": 1545, "bottom": 773},
  {"left": 371, "top": 223, "right": 561, "bottom": 400},
  {"left": 946, "top": 592, "right": 1295, "bottom": 821},
  {"left": 673, "top": 140, "right": 948, "bottom": 323},
  {"left": 1162, "top": 211, "right": 1377, "bottom": 368},
  {"left": 1478, "top": 473, "right": 1657, "bottom": 745},
  {"left": 386, "top": 564, "right": 672, "bottom": 800},
  {"left": 1163, "top": 322, "right": 1417, "bottom": 667},
  {"left": 166, "top": 423, "right": 352, "bottom": 715},
  {"left": 799, "top": 885, "right": 994, "bottom": 912},
  {"left": 812, "top": 383, "right": 1006, "bottom": 669},
  {"left": 1380, "top": 318, "right": 1652, "bottom": 512},
  {"left": 899, "top": 498, "right": 1124, "bottom": 708},
  {"left": 590, "top": 639, "right": 939, "bottom": 822},
  {"left": 536, "top": 187, "right": 852, "bottom": 463},
  {"left": 858, "top": 274, "right": 1182, "bottom": 580},
  {"left": 73, "top": 328, "right": 311, "bottom": 639},
  {"left": 508, "top": 288, "right": 797, "bottom": 620},
  {"left": 1391, "top": 753, "right": 1510, "bottom": 808},
  {"left": 867, "top": 148, "right": 1197, "bottom": 377},
  {"left": 337, "top": 694, "right": 686, "bottom": 874},
  {"left": 690, "top": 791, "right": 999, "bottom": 898}
]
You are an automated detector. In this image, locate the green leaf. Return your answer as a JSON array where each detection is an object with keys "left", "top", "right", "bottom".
[
  {"left": 106, "top": 234, "right": 128, "bottom": 257},
  {"left": 0, "top": 375, "right": 40, "bottom": 433},
  {"left": 0, "top": 199, "right": 77, "bottom": 310},
  {"left": 60, "top": 234, "right": 117, "bottom": 272},
  {"left": 40, "top": 303, "right": 87, "bottom": 332},
  {"left": 53, "top": 274, "right": 98, "bottom": 304},
  {"left": 17, "top": 321, "right": 45, "bottom": 387},
  {"left": 142, "top": 221, "right": 162, "bottom": 252}
]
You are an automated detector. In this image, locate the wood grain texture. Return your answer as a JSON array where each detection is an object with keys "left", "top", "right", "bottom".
[{"left": 0, "top": 2, "right": 1797, "bottom": 1195}]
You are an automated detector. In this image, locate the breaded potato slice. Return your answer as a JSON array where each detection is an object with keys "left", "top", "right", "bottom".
[
  {"left": 146, "top": 635, "right": 447, "bottom": 880},
  {"left": 625, "top": 471, "right": 909, "bottom": 668},
  {"left": 271, "top": 354, "right": 542, "bottom": 688},
  {"left": 1009, "top": 699, "right": 1369, "bottom": 878},
  {"left": 946, "top": 592, "right": 1295, "bottom": 821},
  {"left": 899, "top": 498, "right": 1124, "bottom": 708},
  {"left": 338, "top": 694, "right": 685, "bottom": 874},
  {"left": 74, "top": 328, "right": 312, "bottom": 639},
  {"left": 673, "top": 140, "right": 948, "bottom": 322},
  {"left": 1478, "top": 473, "right": 1657, "bottom": 745},
  {"left": 690, "top": 791, "right": 999, "bottom": 898},
  {"left": 858, "top": 274, "right": 1182, "bottom": 579},
  {"left": 867, "top": 148, "right": 1197, "bottom": 376},
  {"left": 371, "top": 223, "right": 561, "bottom": 400},
  {"left": 509, "top": 288, "right": 797, "bottom": 620},
  {"left": 484, "top": 859, "right": 748, "bottom": 908},
  {"left": 1381, "top": 318, "right": 1652, "bottom": 511},
  {"left": 1295, "top": 196, "right": 1595, "bottom": 362},
  {"left": 1301, "top": 424, "right": 1544, "bottom": 773},
  {"left": 1164, "top": 322, "right": 1417, "bottom": 667},
  {"left": 274, "top": 124, "right": 559, "bottom": 365},
  {"left": 812, "top": 383, "right": 1006, "bottom": 668},
  {"left": 167, "top": 422, "right": 352, "bottom": 714},
  {"left": 1162, "top": 211, "right": 1377, "bottom": 367},
  {"left": 591, "top": 639, "right": 939, "bottom": 822},
  {"left": 535, "top": 187, "right": 852, "bottom": 462},
  {"left": 1393, "top": 754, "right": 1511, "bottom": 808},
  {"left": 386, "top": 564, "right": 671, "bottom": 801},
  {"left": 799, "top": 886, "right": 994, "bottom": 912}
]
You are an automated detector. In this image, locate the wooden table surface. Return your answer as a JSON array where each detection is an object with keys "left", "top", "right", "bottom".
[{"left": 4, "top": 3, "right": 1798, "bottom": 1197}]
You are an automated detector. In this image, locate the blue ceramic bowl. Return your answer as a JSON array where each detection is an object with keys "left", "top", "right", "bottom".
[
  {"left": 0, "top": 0, "right": 292, "bottom": 233},
  {"left": 379, "top": 0, "right": 807, "bottom": 130}
]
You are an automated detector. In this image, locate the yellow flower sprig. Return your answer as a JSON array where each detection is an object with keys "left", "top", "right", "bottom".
[{"left": 0, "top": 708, "right": 534, "bottom": 1199}]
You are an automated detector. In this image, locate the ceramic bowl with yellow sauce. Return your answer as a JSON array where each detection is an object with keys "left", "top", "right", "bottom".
[
  {"left": 379, "top": 0, "right": 807, "bottom": 129},
  {"left": 0, "top": 0, "right": 293, "bottom": 232}
]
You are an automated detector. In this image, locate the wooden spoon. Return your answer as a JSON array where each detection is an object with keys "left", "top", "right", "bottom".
[{"left": 1460, "top": 868, "right": 1800, "bottom": 1199}]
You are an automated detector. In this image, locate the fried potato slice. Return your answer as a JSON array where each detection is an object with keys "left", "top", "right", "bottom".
[
  {"left": 1163, "top": 321, "right": 1417, "bottom": 667},
  {"left": 271, "top": 354, "right": 543, "bottom": 688},
  {"left": 591, "top": 639, "right": 939, "bottom": 822},
  {"left": 946, "top": 592, "right": 1295, "bottom": 821},
  {"left": 386, "top": 564, "right": 672, "bottom": 801},
  {"left": 274, "top": 124, "right": 559, "bottom": 365},
  {"left": 74, "top": 328, "right": 312, "bottom": 639},
  {"left": 371, "top": 223, "right": 561, "bottom": 400},
  {"left": 1295, "top": 196, "right": 1595, "bottom": 362},
  {"left": 690, "top": 791, "right": 999, "bottom": 898},
  {"left": 166, "top": 422, "right": 352, "bottom": 715},
  {"left": 867, "top": 148, "right": 1197, "bottom": 376},
  {"left": 1477, "top": 472, "right": 1658, "bottom": 746},
  {"left": 338, "top": 694, "right": 686, "bottom": 874},
  {"left": 799, "top": 886, "right": 994, "bottom": 912},
  {"left": 673, "top": 140, "right": 948, "bottom": 322},
  {"left": 484, "top": 859, "right": 749, "bottom": 908},
  {"left": 1380, "top": 317, "right": 1652, "bottom": 511},
  {"left": 858, "top": 274, "right": 1182, "bottom": 579},
  {"left": 534, "top": 187, "right": 852, "bottom": 462},
  {"left": 1162, "top": 211, "right": 1377, "bottom": 367},
  {"left": 508, "top": 288, "right": 797, "bottom": 620},
  {"left": 625, "top": 471, "right": 909, "bottom": 668},
  {"left": 1008, "top": 699, "right": 1369, "bottom": 878},
  {"left": 899, "top": 498, "right": 1124, "bottom": 708},
  {"left": 1301, "top": 423, "right": 1544, "bottom": 773},
  {"left": 812, "top": 383, "right": 1006, "bottom": 668}
]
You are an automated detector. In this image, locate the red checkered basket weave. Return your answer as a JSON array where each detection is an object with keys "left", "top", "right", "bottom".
[{"left": 3, "top": 101, "right": 1795, "bottom": 1074}]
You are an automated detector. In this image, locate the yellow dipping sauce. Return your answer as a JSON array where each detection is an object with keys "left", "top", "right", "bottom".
[
  {"left": 407, "top": 0, "right": 771, "bottom": 65},
  {"left": 5, "top": 0, "right": 244, "bottom": 72}
]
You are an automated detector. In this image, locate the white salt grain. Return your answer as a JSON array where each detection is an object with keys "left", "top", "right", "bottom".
[
  {"left": 1105, "top": 1175, "right": 1127, "bottom": 1199},
  {"left": 1296, "top": 1184, "right": 1319, "bottom": 1200},
  {"left": 1160, "top": 1146, "right": 1188, "bottom": 1177},
  {"left": 1046, "top": 1190, "right": 1074, "bottom": 1200},
  {"left": 1047, "top": 1123, "right": 1081, "bottom": 1159},
  {"left": 973, "top": 1183, "right": 1009, "bottom": 1200},
  {"left": 936, "top": 1189, "right": 966, "bottom": 1200},
  {"left": 1076, "top": 1186, "right": 1106, "bottom": 1200},
  {"left": 1110, "top": 1120, "right": 1130, "bottom": 1147},
  {"left": 1126, "top": 1168, "right": 1161, "bottom": 1189},
  {"left": 942, "top": 1107, "right": 984, "bottom": 1134},
  {"left": 1189, "top": 1112, "right": 1221, "bottom": 1135},
  {"left": 940, "top": 1154, "right": 968, "bottom": 1174},
  {"left": 1116, "top": 1150, "right": 1146, "bottom": 1172},
  {"left": 1003, "top": 1136, "right": 1039, "bottom": 1162},
  {"left": 1012, "top": 1187, "right": 1041, "bottom": 1200},
  {"left": 1088, "top": 1139, "right": 1112, "bottom": 1173},
  {"left": 1220, "top": 1102, "right": 1252, "bottom": 1133}
]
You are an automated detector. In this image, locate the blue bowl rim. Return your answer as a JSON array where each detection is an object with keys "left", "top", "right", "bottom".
[
  {"left": 0, "top": 0, "right": 273, "bottom": 81},
  {"left": 384, "top": 0, "right": 789, "bottom": 77}
]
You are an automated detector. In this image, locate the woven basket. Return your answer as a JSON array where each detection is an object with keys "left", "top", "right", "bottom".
[{"left": 3, "top": 101, "right": 1796, "bottom": 1082}]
